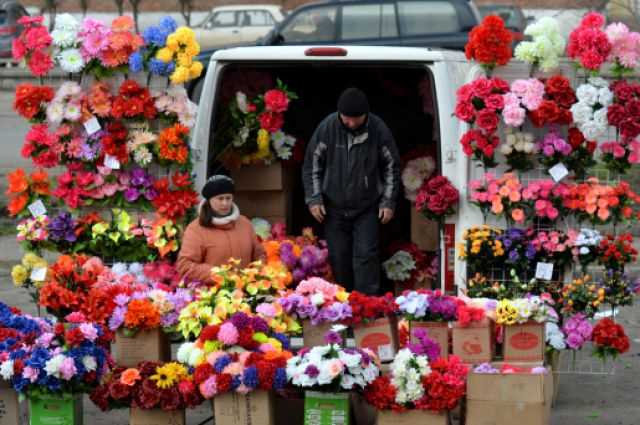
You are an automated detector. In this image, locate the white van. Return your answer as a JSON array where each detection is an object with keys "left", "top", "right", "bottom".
[{"left": 190, "top": 45, "right": 578, "bottom": 293}]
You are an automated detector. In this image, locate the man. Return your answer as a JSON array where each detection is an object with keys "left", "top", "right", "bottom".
[{"left": 302, "top": 87, "right": 400, "bottom": 294}]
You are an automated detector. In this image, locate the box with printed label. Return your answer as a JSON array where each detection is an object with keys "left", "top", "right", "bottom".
[
  {"left": 410, "top": 321, "right": 449, "bottom": 359},
  {"left": 129, "top": 408, "right": 185, "bottom": 425},
  {"left": 503, "top": 322, "right": 545, "bottom": 363},
  {"left": 28, "top": 393, "right": 83, "bottom": 425},
  {"left": 113, "top": 328, "right": 170, "bottom": 368},
  {"left": 452, "top": 319, "right": 494, "bottom": 364},
  {"left": 303, "top": 321, "right": 335, "bottom": 349},
  {"left": 352, "top": 316, "right": 398, "bottom": 362},
  {"left": 214, "top": 390, "right": 274, "bottom": 425},
  {"left": 465, "top": 363, "right": 553, "bottom": 425},
  {"left": 304, "top": 391, "right": 349, "bottom": 425},
  {"left": 377, "top": 409, "right": 448, "bottom": 425}
]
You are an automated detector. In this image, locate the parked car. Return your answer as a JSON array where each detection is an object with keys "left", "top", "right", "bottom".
[
  {"left": 478, "top": 4, "right": 527, "bottom": 41},
  {"left": 194, "top": 5, "right": 285, "bottom": 49},
  {"left": 0, "top": 1, "right": 29, "bottom": 58},
  {"left": 189, "top": 0, "right": 481, "bottom": 100}
]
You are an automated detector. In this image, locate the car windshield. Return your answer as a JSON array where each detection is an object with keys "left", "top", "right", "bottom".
[{"left": 479, "top": 6, "right": 521, "bottom": 28}]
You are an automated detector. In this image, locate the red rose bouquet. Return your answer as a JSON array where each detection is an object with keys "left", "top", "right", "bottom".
[
  {"left": 101, "top": 121, "right": 130, "bottom": 165},
  {"left": 90, "top": 361, "right": 203, "bottom": 411},
  {"left": 13, "top": 83, "right": 54, "bottom": 122},
  {"left": 567, "top": 12, "right": 612, "bottom": 73},
  {"left": 21, "top": 123, "right": 61, "bottom": 168},
  {"left": 11, "top": 16, "right": 54, "bottom": 77},
  {"left": 598, "top": 233, "right": 637, "bottom": 272},
  {"left": 415, "top": 175, "right": 459, "bottom": 222},
  {"left": 111, "top": 80, "right": 157, "bottom": 121},
  {"left": 607, "top": 80, "right": 640, "bottom": 142},
  {"left": 464, "top": 15, "right": 513, "bottom": 72},
  {"left": 591, "top": 318, "right": 630, "bottom": 362},
  {"left": 345, "top": 291, "right": 398, "bottom": 326},
  {"left": 528, "top": 76, "right": 576, "bottom": 127}
]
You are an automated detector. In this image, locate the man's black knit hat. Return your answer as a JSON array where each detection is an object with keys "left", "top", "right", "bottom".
[{"left": 337, "top": 87, "right": 369, "bottom": 117}]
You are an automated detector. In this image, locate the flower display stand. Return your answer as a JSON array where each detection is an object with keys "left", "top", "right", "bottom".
[
  {"left": 28, "top": 393, "right": 83, "bottom": 425},
  {"left": 213, "top": 391, "right": 274, "bottom": 425},
  {"left": 113, "top": 328, "right": 170, "bottom": 368},
  {"left": 129, "top": 408, "right": 185, "bottom": 425}
]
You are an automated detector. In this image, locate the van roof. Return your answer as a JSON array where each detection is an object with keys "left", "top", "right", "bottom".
[
  {"left": 211, "top": 4, "right": 283, "bottom": 12},
  {"left": 210, "top": 46, "right": 467, "bottom": 62}
]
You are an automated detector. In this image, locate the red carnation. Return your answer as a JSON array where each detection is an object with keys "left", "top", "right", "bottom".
[
  {"left": 465, "top": 15, "right": 513, "bottom": 70},
  {"left": 264, "top": 89, "right": 290, "bottom": 113}
]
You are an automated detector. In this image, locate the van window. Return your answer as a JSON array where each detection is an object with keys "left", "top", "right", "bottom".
[
  {"left": 210, "top": 11, "right": 237, "bottom": 28},
  {"left": 341, "top": 4, "right": 398, "bottom": 40},
  {"left": 243, "top": 10, "right": 275, "bottom": 26},
  {"left": 397, "top": 0, "right": 460, "bottom": 36},
  {"left": 280, "top": 6, "right": 337, "bottom": 42}
]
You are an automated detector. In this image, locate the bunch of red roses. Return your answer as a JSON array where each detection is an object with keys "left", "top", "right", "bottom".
[
  {"left": 591, "top": 318, "right": 630, "bottom": 361},
  {"left": 111, "top": 80, "right": 157, "bottom": 121},
  {"left": 21, "top": 123, "right": 60, "bottom": 168},
  {"left": 13, "top": 83, "right": 54, "bottom": 122},
  {"left": 598, "top": 233, "right": 638, "bottom": 272},
  {"left": 345, "top": 291, "right": 398, "bottom": 326},
  {"left": 455, "top": 77, "right": 508, "bottom": 167},
  {"left": 528, "top": 76, "right": 576, "bottom": 128},
  {"left": 567, "top": 12, "right": 612, "bottom": 72},
  {"left": 90, "top": 361, "right": 203, "bottom": 412},
  {"left": 52, "top": 163, "right": 97, "bottom": 209},
  {"left": 101, "top": 121, "right": 130, "bottom": 165},
  {"left": 11, "top": 16, "right": 54, "bottom": 77},
  {"left": 464, "top": 15, "right": 513, "bottom": 71},
  {"left": 151, "top": 171, "right": 199, "bottom": 221},
  {"left": 607, "top": 80, "right": 640, "bottom": 141},
  {"left": 363, "top": 356, "right": 468, "bottom": 412},
  {"left": 415, "top": 175, "right": 459, "bottom": 222}
]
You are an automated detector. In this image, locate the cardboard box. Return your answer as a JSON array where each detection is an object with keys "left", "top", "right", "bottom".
[
  {"left": 231, "top": 163, "right": 292, "bottom": 191},
  {"left": 274, "top": 390, "right": 304, "bottom": 425},
  {"left": 410, "top": 208, "right": 439, "bottom": 251},
  {"left": 303, "top": 321, "right": 335, "bottom": 349},
  {"left": 129, "top": 408, "right": 185, "bottom": 425},
  {"left": 234, "top": 191, "right": 290, "bottom": 218},
  {"left": 452, "top": 319, "right": 494, "bottom": 364},
  {"left": 466, "top": 364, "right": 553, "bottom": 425},
  {"left": 0, "top": 382, "right": 19, "bottom": 425},
  {"left": 377, "top": 410, "right": 448, "bottom": 425},
  {"left": 350, "top": 393, "right": 376, "bottom": 425},
  {"left": 113, "top": 328, "right": 170, "bottom": 368},
  {"left": 304, "top": 391, "right": 349, "bottom": 425},
  {"left": 214, "top": 391, "right": 274, "bottom": 425},
  {"left": 410, "top": 321, "right": 449, "bottom": 359},
  {"left": 503, "top": 322, "right": 545, "bottom": 363},
  {"left": 28, "top": 393, "right": 83, "bottom": 425},
  {"left": 352, "top": 316, "right": 399, "bottom": 362}
]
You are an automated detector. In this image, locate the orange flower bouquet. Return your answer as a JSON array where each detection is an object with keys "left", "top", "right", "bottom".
[{"left": 5, "top": 168, "right": 51, "bottom": 217}]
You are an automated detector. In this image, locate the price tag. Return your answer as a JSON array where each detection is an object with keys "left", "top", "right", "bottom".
[
  {"left": 377, "top": 344, "right": 394, "bottom": 362},
  {"left": 30, "top": 268, "right": 47, "bottom": 281},
  {"left": 535, "top": 262, "right": 554, "bottom": 281},
  {"left": 84, "top": 116, "right": 101, "bottom": 136},
  {"left": 549, "top": 163, "right": 569, "bottom": 183},
  {"left": 291, "top": 337, "right": 304, "bottom": 348},
  {"left": 28, "top": 200, "right": 46, "bottom": 217},
  {"left": 346, "top": 338, "right": 356, "bottom": 348},
  {"left": 104, "top": 154, "right": 121, "bottom": 170}
]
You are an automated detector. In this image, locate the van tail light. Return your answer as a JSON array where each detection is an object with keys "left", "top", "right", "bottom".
[
  {"left": 444, "top": 223, "right": 455, "bottom": 292},
  {"left": 304, "top": 47, "right": 347, "bottom": 57},
  {"left": 0, "top": 25, "right": 17, "bottom": 35},
  {"left": 511, "top": 31, "right": 524, "bottom": 41}
]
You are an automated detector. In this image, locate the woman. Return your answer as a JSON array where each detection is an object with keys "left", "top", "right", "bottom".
[{"left": 177, "top": 175, "right": 265, "bottom": 283}]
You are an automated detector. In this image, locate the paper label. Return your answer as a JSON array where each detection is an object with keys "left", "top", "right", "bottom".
[
  {"left": 291, "top": 337, "right": 304, "bottom": 348},
  {"left": 28, "top": 200, "right": 46, "bottom": 217},
  {"left": 30, "top": 268, "right": 47, "bottom": 282},
  {"left": 549, "top": 163, "right": 569, "bottom": 182},
  {"left": 535, "top": 262, "right": 554, "bottom": 281},
  {"left": 83, "top": 116, "right": 101, "bottom": 135},
  {"left": 345, "top": 338, "right": 355, "bottom": 348},
  {"left": 377, "top": 344, "right": 394, "bottom": 362},
  {"left": 104, "top": 154, "right": 121, "bottom": 170}
]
